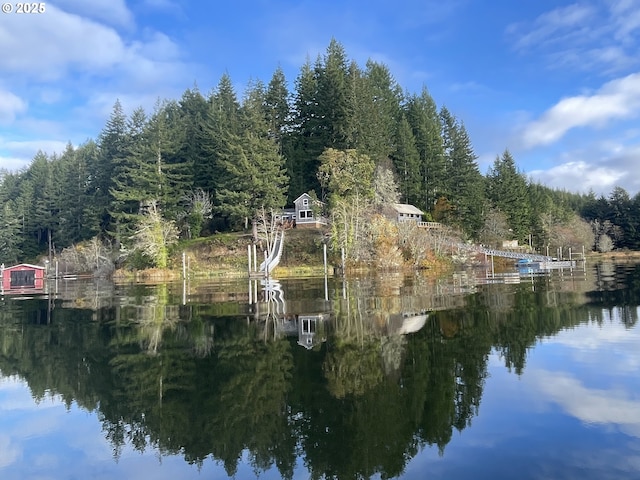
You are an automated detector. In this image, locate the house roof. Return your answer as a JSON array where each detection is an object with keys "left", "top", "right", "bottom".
[
  {"left": 294, "top": 192, "right": 324, "bottom": 205},
  {"left": 2, "top": 263, "right": 46, "bottom": 271},
  {"left": 392, "top": 203, "right": 423, "bottom": 215}
]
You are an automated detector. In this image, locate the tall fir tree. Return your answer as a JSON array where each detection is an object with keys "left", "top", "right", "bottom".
[
  {"left": 109, "top": 106, "right": 154, "bottom": 243},
  {"left": 198, "top": 74, "right": 242, "bottom": 208},
  {"left": 264, "top": 66, "right": 290, "bottom": 154},
  {"left": 486, "top": 150, "right": 531, "bottom": 242},
  {"left": 94, "top": 100, "right": 128, "bottom": 233},
  {"left": 287, "top": 58, "right": 322, "bottom": 199},
  {"left": 216, "top": 80, "right": 289, "bottom": 228},
  {"left": 315, "top": 38, "right": 353, "bottom": 150},
  {"left": 439, "top": 107, "right": 485, "bottom": 237},
  {"left": 351, "top": 60, "right": 402, "bottom": 164},
  {"left": 391, "top": 114, "right": 421, "bottom": 205},
  {"left": 405, "top": 88, "right": 444, "bottom": 213},
  {"left": 178, "top": 86, "right": 208, "bottom": 190},
  {"left": 145, "top": 99, "right": 190, "bottom": 219}
]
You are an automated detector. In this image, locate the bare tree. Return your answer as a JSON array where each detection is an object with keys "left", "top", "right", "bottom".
[
  {"left": 183, "top": 188, "right": 213, "bottom": 239},
  {"left": 373, "top": 164, "right": 400, "bottom": 210},
  {"left": 597, "top": 233, "right": 614, "bottom": 253},
  {"left": 478, "top": 207, "right": 511, "bottom": 247},
  {"left": 255, "top": 206, "right": 280, "bottom": 255},
  {"left": 131, "top": 201, "right": 178, "bottom": 268}
]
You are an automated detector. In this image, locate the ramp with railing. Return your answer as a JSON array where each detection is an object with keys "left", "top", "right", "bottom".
[{"left": 259, "top": 230, "right": 285, "bottom": 274}]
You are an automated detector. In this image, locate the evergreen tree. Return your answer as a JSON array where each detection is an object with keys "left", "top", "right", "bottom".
[
  {"left": 216, "top": 81, "right": 289, "bottom": 228},
  {"left": 287, "top": 58, "right": 322, "bottom": 199},
  {"left": 352, "top": 60, "right": 402, "bottom": 163},
  {"left": 485, "top": 150, "right": 531, "bottom": 242},
  {"left": 198, "top": 74, "right": 242, "bottom": 207},
  {"left": 145, "top": 99, "right": 190, "bottom": 219},
  {"left": 0, "top": 200, "right": 22, "bottom": 263},
  {"left": 55, "top": 143, "right": 92, "bottom": 247},
  {"left": 315, "top": 38, "right": 353, "bottom": 150},
  {"left": 264, "top": 66, "right": 290, "bottom": 154},
  {"left": 439, "top": 107, "right": 484, "bottom": 237},
  {"left": 391, "top": 114, "right": 421, "bottom": 205},
  {"left": 178, "top": 86, "right": 208, "bottom": 190},
  {"left": 94, "top": 100, "right": 128, "bottom": 233},
  {"left": 109, "top": 106, "right": 154, "bottom": 243},
  {"left": 29, "top": 151, "right": 59, "bottom": 257},
  {"left": 288, "top": 40, "right": 356, "bottom": 199},
  {"left": 405, "top": 88, "right": 444, "bottom": 213}
]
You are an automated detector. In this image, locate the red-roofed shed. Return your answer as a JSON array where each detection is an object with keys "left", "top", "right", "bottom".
[{"left": 1, "top": 263, "right": 46, "bottom": 291}]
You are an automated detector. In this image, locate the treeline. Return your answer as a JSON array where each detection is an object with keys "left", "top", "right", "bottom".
[{"left": 1, "top": 39, "right": 639, "bottom": 265}]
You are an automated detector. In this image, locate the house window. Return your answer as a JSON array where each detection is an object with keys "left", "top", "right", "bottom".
[
  {"left": 302, "top": 198, "right": 309, "bottom": 206},
  {"left": 302, "top": 319, "right": 316, "bottom": 334},
  {"left": 299, "top": 210, "right": 313, "bottom": 219}
]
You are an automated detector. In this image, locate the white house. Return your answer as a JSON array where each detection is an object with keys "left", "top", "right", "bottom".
[
  {"left": 280, "top": 193, "right": 328, "bottom": 228},
  {"left": 391, "top": 203, "right": 424, "bottom": 223}
]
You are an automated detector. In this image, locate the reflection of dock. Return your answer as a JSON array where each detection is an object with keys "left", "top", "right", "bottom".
[{"left": 249, "top": 278, "right": 332, "bottom": 350}]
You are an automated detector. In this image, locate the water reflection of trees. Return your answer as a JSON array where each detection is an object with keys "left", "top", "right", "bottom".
[{"left": 0, "top": 266, "right": 639, "bottom": 478}]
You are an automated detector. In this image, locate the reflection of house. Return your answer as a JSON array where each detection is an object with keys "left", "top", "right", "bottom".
[
  {"left": 280, "top": 193, "right": 328, "bottom": 228},
  {"left": 1, "top": 263, "right": 46, "bottom": 292},
  {"left": 275, "top": 313, "right": 328, "bottom": 350},
  {"left": 392, "top": 203, "right": 423, "bottom": 223},
  {"left": 297, "top": 314, "right": 328, "bottom": 350},
  {"left": 384, "top": 311, "right": 429, "bottom": 335}
]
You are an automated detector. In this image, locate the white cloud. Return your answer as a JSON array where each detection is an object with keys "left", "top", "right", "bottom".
[
  {"left": 610, "top": 0, "right": 640, "bottom": 41},
  {"left": 0, "top": 5, "right": 183, "bottom": 83},
  {"left": 521, "top": 72, "right": 640, "bottom": 147},
  {"left": 52, "top": 0, "right": 134, "bottom": 28},
  {"left": 509, "top": 3, "right": 596, "bottom": 51},
  {"left": 0, "top": 2, "right": 192, "bottom": 171},
  {"left": 545, "top": 309, "right": 640, "bottom": 370},
  {"left": 507, "top": 1, "right": 640, "bottom": 74},
  {"left": 529, "top": 160, "right": 625, "bottom": 194},
  {"left": 0, "top": 435, "right": 21, "bottom": 468},
  {"left": 0, "top": 90, "right": 27, "bottom": 124},
  {"left": 530, "top": 369, "right": 640, "bottom": 437},
  {"left": 0, "top": 139, "right": 69, "bottom": 170},
  {"left": 1, "top": 139, "right": 69, "bottom": 157},
  {"left": 0, "top": 9, "right": 123, "bottom": 79}
]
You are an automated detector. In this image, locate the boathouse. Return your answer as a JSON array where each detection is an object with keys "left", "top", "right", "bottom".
[{"left": 1, "top": 263, "right": 46, "bottom": 291}]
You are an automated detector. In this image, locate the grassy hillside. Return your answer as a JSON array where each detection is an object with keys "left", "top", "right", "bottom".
[{"left": 171, "top": 228, "right": 330, "bottom": 278}]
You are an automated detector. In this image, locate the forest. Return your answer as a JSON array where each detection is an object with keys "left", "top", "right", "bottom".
[{"left": 1, "top": 39, "right": 640, "bottom": 269}]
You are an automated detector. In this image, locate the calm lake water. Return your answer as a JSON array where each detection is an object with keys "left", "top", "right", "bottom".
[{"left": 1, "top": 261, "right": 639, "bottom": 480}]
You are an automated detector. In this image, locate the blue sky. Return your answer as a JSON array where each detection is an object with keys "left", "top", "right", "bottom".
[{"left": 2, "top": 0, "right": 640, "bottom": 196}]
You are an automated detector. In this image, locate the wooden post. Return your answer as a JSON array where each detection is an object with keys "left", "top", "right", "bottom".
[
  {"left": 323, "top": 243, "right": 328, "bottom": 276},
  {"left": 341, "top": 247, "right": 345, "bottom": 277},
  {"left": 182, "top": 252, "right": 186, "bottom": 279},
  {"left": 324, "top": 273, "right": 329, "bottom": 302},
  {"left": 253, "top": 244, "right": 258, "bottom": 272},
  {"left": 264, "top": 250, "right": 269, "bottom": 278},
  {"left": 247, "top": 245, "right": 252, "bottom": 276}
]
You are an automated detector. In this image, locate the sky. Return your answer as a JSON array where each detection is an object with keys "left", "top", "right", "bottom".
[{"left": 2, "top": 0, "right": 640, "bottom": 197}]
